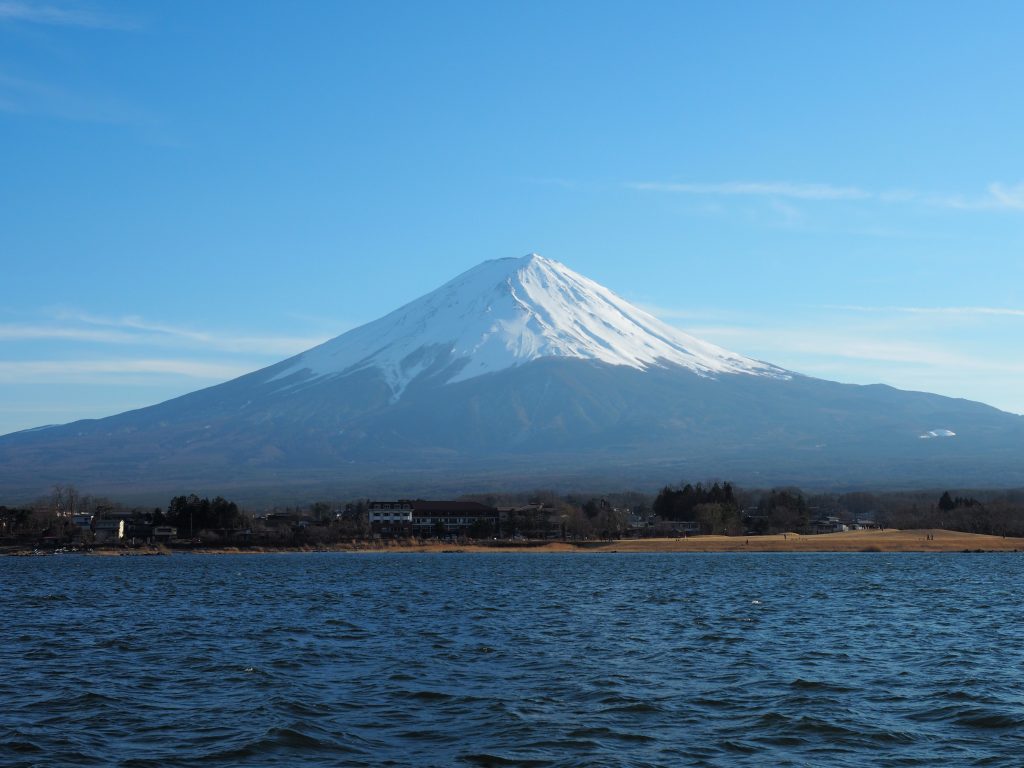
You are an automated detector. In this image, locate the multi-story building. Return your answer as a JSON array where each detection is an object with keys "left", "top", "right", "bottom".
[
  {"left": 369, "top": 500, "right": 499, "bottom": 538},
  {"left": 368, "top": 501, "right": 414, "bottom": 536}
]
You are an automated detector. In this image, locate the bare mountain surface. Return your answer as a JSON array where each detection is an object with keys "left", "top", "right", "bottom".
[{"left": 2, "top": 255, "right": 1022, "bottom": 503}]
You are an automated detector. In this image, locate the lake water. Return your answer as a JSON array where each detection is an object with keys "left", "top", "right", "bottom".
[{"left": 2, "top": 552, "right": 1022, "bottom": 767}]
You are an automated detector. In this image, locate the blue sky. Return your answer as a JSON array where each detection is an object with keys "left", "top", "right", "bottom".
[{"left": 2, "top": 1, "right": 1023, "bottom": 435}]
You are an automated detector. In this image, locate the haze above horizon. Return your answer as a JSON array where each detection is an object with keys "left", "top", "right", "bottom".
[{"left": 2, "top": 1, "right": 1023, "bottom": 435}]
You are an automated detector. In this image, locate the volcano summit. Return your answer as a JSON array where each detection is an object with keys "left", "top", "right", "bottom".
[
  {"left": 2, "top": 254, "right": 1022, "bottom": 502},
  {"left": 272, "top": 253, "right": 787, "bottom": 394}
]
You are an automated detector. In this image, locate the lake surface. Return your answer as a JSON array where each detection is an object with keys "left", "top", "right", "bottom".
[{"left": 2, "top": 552, "right": 1022, "bottom": 767}]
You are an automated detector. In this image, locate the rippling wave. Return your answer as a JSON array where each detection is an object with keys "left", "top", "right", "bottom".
[{"left": 2, "top": 553, "right": 1022, "bottom": 766}]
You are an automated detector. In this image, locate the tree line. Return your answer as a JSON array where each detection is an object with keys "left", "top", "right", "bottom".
[{"left": 3, "top": 482, "right": 1024, "bottom": 546}]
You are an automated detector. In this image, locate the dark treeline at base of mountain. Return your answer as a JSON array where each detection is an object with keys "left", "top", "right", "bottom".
[{"left": 4, "top": 482, "right": 1024, "bottom": 547}]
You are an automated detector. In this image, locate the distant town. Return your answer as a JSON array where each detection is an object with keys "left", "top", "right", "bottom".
[{"left": 2, "top": 482, "right": 1023, "bottom": 554}]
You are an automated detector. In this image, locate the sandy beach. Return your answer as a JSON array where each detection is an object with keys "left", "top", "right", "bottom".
[{"left": 392, "top": 528, "right": 1024, "bottom": 553}]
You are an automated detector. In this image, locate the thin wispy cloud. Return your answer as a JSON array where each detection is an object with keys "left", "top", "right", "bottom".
[
  {"left": 49, "top": 312, "right": 333, "bottom": 355},
  {"left": 0, "top": 359, "right": 254, "bottom": 383},
  {"left": 685, "top": 321, "right": 1024, "bottom": 416},
  {"left": 0, "top": 1, "right": 136, "bottom": 30},
  {"left": 767, "top": 198, "right": 804, "bottom": 226},
  {"left": 988, "top": 182, "right": 1024, "bottom": 211},
  {"left": 0, "top": 318, "right": 330, "bottom": 354},
  {"left": 626, "top": 181, "right": 870, "bottom": 201},
  {"left": 941, "top": 182, "right": 1024, "bottom": 212},
  {"left": 645, "top": 302, "right": 1024, "bottom": 414},
  {"left": 632, "top": 301, "right": 734, "bottom": 322},
  {"left": 0, "top": 324, "right": 139, "bottom": 343},
  {"left": 0, "top": 72, "right": 154, "bottom": 126},
  {"left": 828, "top": 305, "right": 1024, "bottom": 318},
  {"left": 0, "top": 311, "right": 335, "bottom": 388},
  {"left": 626, "top": 178, "right": 1024, "bottom": 214},
  {"left": 685, "top": 324, "right": 990, "bottom": 369}
]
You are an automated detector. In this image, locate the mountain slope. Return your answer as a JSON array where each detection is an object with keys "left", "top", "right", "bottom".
[{"left": 1, "top": 254, "right": 1022, "bottom": 502}]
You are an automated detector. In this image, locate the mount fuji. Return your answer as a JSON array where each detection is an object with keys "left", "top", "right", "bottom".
[{"left": 2, "top": 254, "right": 1022, "bottom": 502}]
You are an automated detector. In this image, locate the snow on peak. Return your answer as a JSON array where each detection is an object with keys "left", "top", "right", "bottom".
[{"left": 271, "top": 254, "right": 788, "bottom": 397}]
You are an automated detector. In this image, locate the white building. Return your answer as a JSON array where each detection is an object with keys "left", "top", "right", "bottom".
[{"left": 368, "top": 502, "right": 413, "bottom": 534}]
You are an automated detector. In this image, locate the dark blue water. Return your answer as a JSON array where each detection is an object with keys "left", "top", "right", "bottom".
[{"left": 2, "top": 553, "right": 1022, "bottom": 767}]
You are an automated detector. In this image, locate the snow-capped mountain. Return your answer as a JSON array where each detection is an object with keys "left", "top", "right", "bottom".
[
  {"left": 1, "top": 254, "right": 1022, "bottom": 503},
  {"left": 273, "top": 254, "right": 785, "bottom": 399}
]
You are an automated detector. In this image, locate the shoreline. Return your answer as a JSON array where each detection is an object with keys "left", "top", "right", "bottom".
[{"left": 4, "top": 529, "right": 1023, "bottom": 556}]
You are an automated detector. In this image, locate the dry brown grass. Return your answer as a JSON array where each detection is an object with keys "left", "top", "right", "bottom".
[
  {"left": 9, "top": 529, "right": 1019, "bottom": 557},
  {"left": 573, "top": 529, "right": 1024, "bottom": 553}
]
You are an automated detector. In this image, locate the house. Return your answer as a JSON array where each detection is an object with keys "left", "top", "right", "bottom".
[
  {"left": 499, "top": 503, "right": 559, "bottom": 539},
  {"left": 70, "top": 514, "right": 93, "bottom": 530},
  {"left": 152, "top": 526, "right": 177, "bottom": 543},
  {"left": 627, "top": 512, "right": 654, "bottom": 533},
  {"left": 93, "top": 518, "right": 124, "bottom": 543},
  {"left": 262, "top": 513, "right": 302, "bottom": 530},
  {"left": 125, "top": 521, "right": 153, "bottom": 543},
  {"left": 852, "top": 518, "right": 880, "bottom": 530},
  {"left": 652, "top": 519, "right": 701, "bottom": 536},
  {"left": 811, "top": 516, "right": 848, "bottom": 534}
]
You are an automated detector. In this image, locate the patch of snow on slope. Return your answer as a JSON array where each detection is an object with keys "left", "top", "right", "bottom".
[{"left": 271, "top": 254, "right": 789, "bottom": 398}]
